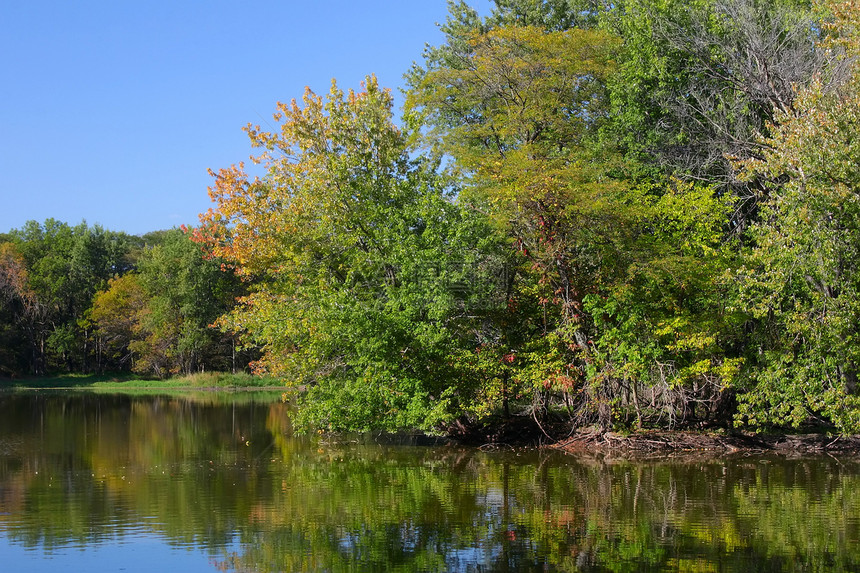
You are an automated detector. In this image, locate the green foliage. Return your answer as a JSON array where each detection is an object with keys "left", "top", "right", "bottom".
[
  {"left": 733, "top": 11, "right": 860, "bottom": 432},
  {"left": 408, "top": 21, "right": 630, "bottom": 427},
  {"left": 201, "top": 76, "right": 505, "bottom": 432},
  {"left": 89, "top": 228, "right": 242, "bottom": 377},
  {"left": 602, "top": 0, "right": 836, "bottom": 220},
  {"left": 487, "top": 0, "right": 605, "bottom": 29},
  {"left": 406, "top": 9, "right": 748, "bottom": 430},
  {"left": 174, "top": 371, "right": 278, "bottom": 388},
  {"left": 583, "top": 181, "right": 744, "bottom": 427},
  {"left": 2, "top": 220, "right": 137, "bottom": 374}
]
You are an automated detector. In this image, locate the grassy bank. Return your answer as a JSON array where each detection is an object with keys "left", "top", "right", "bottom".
[{"left": 0, "top": 372, "right": 284, "bottom": 391}]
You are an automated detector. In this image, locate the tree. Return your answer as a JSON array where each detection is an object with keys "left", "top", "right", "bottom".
[
  {"left": 88, "top": 273, "right": 146, "bottom": 372},
  {"left": 582, "top": 181, "right": 743, "bottom": 428},
  {"left": 5, "top": 220, "right": 136, "bottom": 374},
  {"left": 604, "top": 0, "right": 845, "bottom": 229},
  {"left": 407, "top": 24, "right": 621, "bottom": 320},
  {"left": 199, "top": 76, "right": 500, "bottom": 431},
  {"left": 407, "top": 6, "right": 750, "bottom": 430},
  {"left": 90, "top": 229, "right": 242, "bottom": 377},
  {"left": 732, "top": 0, "right": 860, "bottom": 433},
  {"left": 409, "top": 23, "right": 642, "bottom": 428},
  {"left": 406, "top": 0, "right": 606, "bottom": 90},
  {"left": 0, "top": 242, "right": 43, "bottom": 376}
]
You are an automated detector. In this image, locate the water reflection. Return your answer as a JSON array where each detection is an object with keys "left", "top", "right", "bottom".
[{"left": 1, "top": 392, "right": 859, "bottom": 571}]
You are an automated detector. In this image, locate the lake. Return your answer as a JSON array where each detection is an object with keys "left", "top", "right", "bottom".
[{"left": 0, "top": 392, "right": 858, "bottom": 572}]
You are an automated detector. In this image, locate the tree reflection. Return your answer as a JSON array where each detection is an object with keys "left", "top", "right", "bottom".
[{"left": 1, "top": 393, "right": 859, "bottom": 571}]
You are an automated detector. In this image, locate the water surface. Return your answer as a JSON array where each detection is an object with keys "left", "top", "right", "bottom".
[{"left": 1, "top": 392, "right": 858, "bottom": 571}]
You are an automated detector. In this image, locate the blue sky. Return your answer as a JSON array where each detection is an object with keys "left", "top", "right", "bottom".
[{"left": 0, "top": 1, "right": 492, "bottom": 236}]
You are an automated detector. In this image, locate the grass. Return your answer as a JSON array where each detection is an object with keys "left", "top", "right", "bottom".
[{"left": 0, "top": 371, "right": 285, "bottom": 391}]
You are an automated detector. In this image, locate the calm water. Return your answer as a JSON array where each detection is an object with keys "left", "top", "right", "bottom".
[{"left": 1, "top": 393, "right": 859, "bottom": 572}]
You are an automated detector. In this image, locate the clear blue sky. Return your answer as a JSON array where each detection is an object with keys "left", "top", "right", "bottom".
[{"left": 0, "top": 1, "right": 492, "bottom": 236}]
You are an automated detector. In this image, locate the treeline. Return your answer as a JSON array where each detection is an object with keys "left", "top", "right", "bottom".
[
  {"left": 198, "top": 0, "right": 860, "bottom": 435},
  {"left": 0, "top": 220, "right": 250, "bottom": 378}
]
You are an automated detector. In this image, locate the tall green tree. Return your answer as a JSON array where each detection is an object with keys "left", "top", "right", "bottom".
[
  {"left": 408, "top": 23, "right": 633, "bottom": 426},
  {"left": 407, "top": 3, "right": 752, "bottom": 430},
  {"left": 200, "top": 76, "right": 501, "bottom": 431},
  {"left": 733, "top": 0, "right": 860, "bottom": 432}
]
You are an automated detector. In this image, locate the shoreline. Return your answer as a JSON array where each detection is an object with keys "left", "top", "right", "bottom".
[
  {"left": 3, "top": 383, "right": 859, "bottom": 458},
  {"left": 444, "top": 416, "right": 860, "bottom": 458},
  {"left": 547, "top": 429, "right": 860, "bottom": 458}
]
